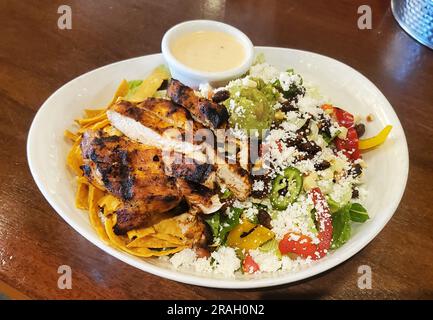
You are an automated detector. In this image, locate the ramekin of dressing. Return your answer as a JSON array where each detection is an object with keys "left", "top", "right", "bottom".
[{"left": 161, "top": 20, "right": 254, "bottom": 88}]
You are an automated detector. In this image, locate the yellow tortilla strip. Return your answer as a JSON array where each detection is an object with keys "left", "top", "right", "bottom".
[
  {"left": 97, "top": 194, "right": 121, "bottom": 215},
  {"left": 126, "top": 235, "right": 179, "bottom": 249},
  {"left": 76, "top": 112, "right": 107, "bottom": 126},
  {"left": 64, "top": 129, "right": 79, "bottom": 142},
  {"left": 105, "top": 216, "right": 185, "bottom": 257},
  {"left": 126, "top": 66, "right": 170, "bottom": 103},
  {"left": 127, "top": 227, "right": 155, "bottom": 240},
  {"left": 102, "top": 125, "right": 122, "bottom": 136},
  {"left": 77, "top": 118, "right": 110, "bottom": 134},
  {"left": 152, "top": 233, "right": 186, "bottom": 246},
  {"left": 109, "top": 79, "right": 129, "bottom": 106},
  {"left": 66, "top": 141, "right": 83, "bottom": 176},
  {"left": 105, "top": 216, "right": 166, "bottom": 257},
  {"left": 88, "top": 185, "right": 109, "bottom": 243},
  {"left": 84, "top": 108, "right": 105, "bottom": 118},
  {"left": 75, "top": 179, "right": 89, "bottom": 210},
  {"left": 153, "top": 218, "right": 183, "bottom": 237}
]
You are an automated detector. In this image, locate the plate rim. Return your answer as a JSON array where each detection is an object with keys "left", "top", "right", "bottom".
[{"left": 27, "top": 46, "right": 409, "bottom": 289}]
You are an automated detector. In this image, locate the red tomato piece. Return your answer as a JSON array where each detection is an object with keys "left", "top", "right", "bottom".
[
  {"left": 242, "top": 254, "right": 260, "bottom": 274},
  {"left": 335, "top": 127, "right": 360, "bottom": 160},
  {"left": 278, "top": 232, "right": 317, "bottom": 258},
  {"left": 309, "top": 187, "right": 333, "bottom": 259},
  {"left": 334, "top": 107, "right": 355, "bottom": 128}
]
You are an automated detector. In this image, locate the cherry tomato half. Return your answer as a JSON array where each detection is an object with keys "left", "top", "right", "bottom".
[
  {"left": 278, "top": 232, "right": 317, "bottom": 258},
  {"left": 334, "top": 107, "right": 355, "bottom": 128},
  {"left": 242, "top": 254, "right": 260, "bottom": 274},
  {"left": 335, "top": 127, "right": 360, "bottom": 160}
]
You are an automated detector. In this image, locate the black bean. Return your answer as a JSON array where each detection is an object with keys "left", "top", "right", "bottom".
[
  {"left": 314, "top": 160, "right": 331, "bottom": 171},
  {"left": 257, "top": 209, "right": 272, "bottom": 229},
  {"left": 318, "top": 115, "right": 332, "bottom": 137},
  {"left": 298, "top": 140, "right": 321, "bottom": 156},
  {"left": 250, "top": 176, "right": 271, "bottom": 199},
  {"left": 351, "top": 164, "right": 363, "bottom": 177},
  {"left": 352, "top": 189, "right": 359, "bottom": 199},
  {"left": 280, "top": 100, "right": 298, "bottom": 113},
  {"left": 212, "top": 90, "right": 230, "bottom": 103},
  {"left": 354, "top": 123, "right": 366, "bottom": 138}
]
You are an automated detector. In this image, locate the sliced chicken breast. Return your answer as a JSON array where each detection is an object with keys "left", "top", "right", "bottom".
[
  {"left": 107, "top": 100, "right": 208, "bottom": 163},
  {"left": 80, "top": 130, "right": 182, "bottom": 214},
  {"left": 108, "top": 99, "right": 251, "bottom": 201},
  {"left": 167, "top": 79, "right": 229, "bottom": 130},
  {"left": 175, "top": 179, "right": 222, "bottom": 214}
]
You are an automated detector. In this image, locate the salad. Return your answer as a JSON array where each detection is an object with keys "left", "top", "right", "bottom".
[
  {"left": 65, "top": 55, "right": 392, "bottom": 277},
  {"left": 168, "top": 56, "right": 391, "bottom": 276}
]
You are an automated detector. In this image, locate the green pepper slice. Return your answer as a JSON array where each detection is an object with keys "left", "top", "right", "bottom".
[{"left": 270, "top": 167, "right": 303, "bottom": 210}]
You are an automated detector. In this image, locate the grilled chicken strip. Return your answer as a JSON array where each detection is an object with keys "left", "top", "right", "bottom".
[
  {"left": 108, "top": 99, "right": 251, "bottom": 201},
  {"left": 114, "top": 200, "right": 188, "bottom": 235},
  {"left": 80, "top": 130, "right": 182, "bottom": 214},
  {"left": 107, "top": 100, "right": 209, "bottom": 163},
  {"left": 167, "top": 79, "right": 229, "bottom": 130},
  {"left": 216, "top": 163, "right": 251, "bottom": 201},
  {"left": 175, "top": 179, "right": 222, "bottom": 214},
  {"left": 81, "top": 131, "right": 184, "bottom": 234},
  {"left": 162, "top": 151, "right": 216, "bottom": 189}
]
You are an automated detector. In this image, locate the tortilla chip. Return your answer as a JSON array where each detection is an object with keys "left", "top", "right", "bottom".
[
  {"left": 64, "top": 129, "right": 79, "bottom": 142},
  {"left": 127, "top": 235, "right": 178, "bottom": 249},
  {"left": 109, "top": 79, "right": 129, "bottom": 105},
  {"left": 153, "top": 217, "right": 183, "bottom": 238},
  {"left": 152, "top": 233, "right": 186, "bottom": 246},
  {"left": 66, "top": 141, "right": 83, "bottom": 176},
  {"left": 127, "top": 227, "right": 155, "bottom": 240},
  {"left": 97, "top": 194, "right": 121, "bottom": 215},
  {"left": 76, "top": 111, "right": 107, "bottom": 126},
  {"left": 75, "top": 179, "right": 89, "bottom": 210},
  {"left": 88, "top": 185, "right": 109, "bottom": 243},
  {"left": 84, "top": 108, "right": 105, "bottom": 118}
]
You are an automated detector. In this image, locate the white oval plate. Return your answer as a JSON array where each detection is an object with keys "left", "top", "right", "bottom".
[{"left": 27, "top": 47, "right": 409, "bottom": 289}]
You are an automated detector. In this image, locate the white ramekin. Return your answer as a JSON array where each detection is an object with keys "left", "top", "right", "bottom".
[{"left": 161, "top": 20, "right": 254, "bottom": 88}]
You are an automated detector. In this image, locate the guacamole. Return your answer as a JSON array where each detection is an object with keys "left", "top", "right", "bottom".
[{"left": 224, "top": 78, "right": 279, "bottom": 133}]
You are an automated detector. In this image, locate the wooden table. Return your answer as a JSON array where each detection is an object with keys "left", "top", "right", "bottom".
[{"left": 0, "top": 0, "right": 432, "bottom": 300}]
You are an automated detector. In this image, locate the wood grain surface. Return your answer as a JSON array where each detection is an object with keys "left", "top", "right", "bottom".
[{"left": 0, "top": 0, "right": 432, "bottom": 299}]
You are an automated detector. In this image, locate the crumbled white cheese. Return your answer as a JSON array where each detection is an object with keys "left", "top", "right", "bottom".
[
  {"left": 195, "top": 257, "right": 213, "bottom": 273},
  {"left": 271, "top": 194, "right": 317, "bottom": 241},
  {"left": 249, "top": 250, "right": 282, "bottom": 273},
  {"left": 278, "top": 72, "right": 301, "bottom": 91},
  {"left": 211, "top": 247, "right": 241, "bottom": 277},
  {"left": 169, "top": 248, "right": 196, "bottom": 269},
  {"left": 252, "top": 180, "right": 265, "bottom": 192},
  {"left": 281, "top": 256, "right": 313, "bottom": 272},
  {"left": 249, "top": 63, "right": 280, "bottom": 83},
  {"left": 243, "top": 205, "right": 259, "bottom": 221}
]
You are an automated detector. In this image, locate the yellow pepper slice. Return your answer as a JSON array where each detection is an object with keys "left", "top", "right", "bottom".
[
  {"left": 359, "top": 125, "right": 392, "bottom": 150},
  {"left": 227, "top": 220, "right": 275, "bottom": 250},
  {"left": 126, "top": 65, "right": 170, "bottom": 102}
]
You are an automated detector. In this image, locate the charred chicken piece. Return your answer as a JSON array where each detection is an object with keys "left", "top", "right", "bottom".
[
  {"left": 107, "top": 100, "right": 209, "bottom": 163},
  {"left": 167, "top": 79, "right": 229, "bottom": 130},
  {"left": 80, "top": 130, "right": 182, "bottom": 215},
  {"left": 175, "top": 179, "right": 222, "bottom": 214}
]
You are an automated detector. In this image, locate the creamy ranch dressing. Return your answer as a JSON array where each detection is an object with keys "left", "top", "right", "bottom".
[{"left": 170, "top": 30, "right": 246, "bottom": 72}]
